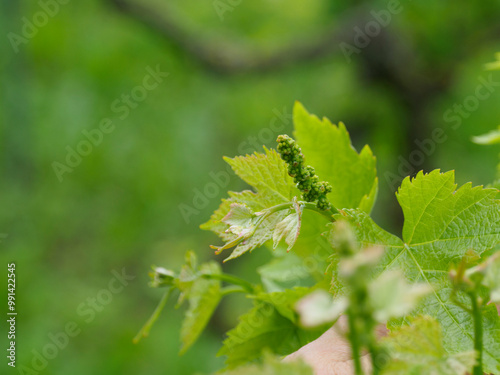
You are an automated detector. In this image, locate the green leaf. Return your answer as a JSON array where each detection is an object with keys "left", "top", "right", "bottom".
[
  {"left": 282, "top": 208, "right": 333, "bottom": 280},
  {"left": 201, "top": 191, "right": 265, "bottom": 241},
  {"left": 224, "top": 147, "right": 297, "bottom": 206},
  {"left": 273, "top": 200, "right": 303, "bottom": 251},
  {"left": 148, "top": 266, "right": 176, "bottom": 288},
  {"left": 215, "top": 210, "right": 289, "bottom": 262},
  {"left": 257, "top": 252, "right": 314, "bottom": 292},
  {"left": 180, "top": 261, "right": 222, "bottom": 354},
  {"left": 336, "top": 170, "right": 500, "bottom": 372},
  {"left": 382, "top": 316, "right": 477, "bottom": 375},
  {"left": 218, "top": 289, "right": 325, "bottom": 369},
  {"left": 293, "top": 102, "right": 378, "bottom": 213},
  {"left": 397, "top": 170, "right": 499, "bottom": 254},
  {"left": 253, "top": 287, "right": 311, "bottom": 323},
  {"left": 218, "top": 352, "right": 313, "bottom": 375},
  {"left": 327, "top": 218, "right": 402, "bottom": 294},
  {"left": 136, "top": 251, "right": 224, "bottom": 350},
  {"left": 176, "top": 250, "right": 200, "bottom": 306},
  {"left": 223, "top": 203, "right": 258, "bottom": 229},
  {"left": 201, "top": 148, "right": 297, "bottom": 261}
]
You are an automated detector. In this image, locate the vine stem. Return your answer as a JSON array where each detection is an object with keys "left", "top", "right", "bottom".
[
  {"left": 220, "top": 286, "right": 249, "bottom": 297},
  {"left": 347, "top": 309, "right": 363, "bottom": 375},
  {"left": 367, "top": 337, "right": 381, "bottom": 375},
  {"left": 201, "top": 272, "right": 254, "bottom": 293},
  {"left": 302, "top": 202, "right": 338, "bottom": 220},
  {"left": 469, "top": 292, "right": 483, "bottom": 375},
  {"left": 133, "top": 287, "right": 172, "bottom": 343},
  {"left": 262, "top": 201, "right": 337, "bottom": 221}
]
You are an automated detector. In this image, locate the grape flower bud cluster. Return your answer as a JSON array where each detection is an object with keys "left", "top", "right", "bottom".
[{"left": 276, "top": 134, "right": 332, "bottom": 210}]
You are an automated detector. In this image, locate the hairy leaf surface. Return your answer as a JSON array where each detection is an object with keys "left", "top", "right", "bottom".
[
  {"left": 273, "top": 200, "right": 303, "bottom": 251},
  {"left": 179, "top": 261, "right": 222, "bottom": 354},
  {"left": 201, "top": 148, "right": 297, "bottom": 260},
  {"left": 218, "top": 288, "right": 325, "bottom": 368},
  {"left": 336, "top": 170, "right": 500, "bottom": 372},
  {"left": 382, "top": 316, "right": 477, "bottom": 375}
]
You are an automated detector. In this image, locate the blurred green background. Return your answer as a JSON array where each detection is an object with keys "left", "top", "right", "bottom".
[{"left": 1, "top": 0, "right": 500, "bottom": 374}]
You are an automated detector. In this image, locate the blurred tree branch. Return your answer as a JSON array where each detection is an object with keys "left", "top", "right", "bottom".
[{"left": 107, "top": 0, "right": 361, "bottom": 74}]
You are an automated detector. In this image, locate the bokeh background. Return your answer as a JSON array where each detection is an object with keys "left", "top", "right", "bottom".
[{"left": 2, "top": 0, "right": 500, "bottom": 374}]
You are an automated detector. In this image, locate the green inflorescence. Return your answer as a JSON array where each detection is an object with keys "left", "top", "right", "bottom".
[{"left": 276, "top": 134, "right": 332, "bottom": 210}]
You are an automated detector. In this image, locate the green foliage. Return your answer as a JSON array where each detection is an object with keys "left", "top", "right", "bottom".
[
  {"left": 179, "top": 261, "right": 222, "bottom": 354},
  {"left": 382, "top": 316, "right": 477, "bottom": 375},
  {"left": 223, "top": 149, "right": 296, "bottom": 206},
  {"left": 257, "top": 253, "right": 312, "bottom": 292},
  {"left": 143, "top": 103, "right": 500, "bottom": 374},
  {"left": 338, "top": 169, "right": 500, "bottom": 372},
  {"left": 272, "top": 199, "right": 303, "bottom": 251},
  {"left": 201, "top": 148, "right": 296, "bottom": 261},
  {"left": 218, "top": 288, "right": 325, "bottom": 369},
  {"left": 134, "top": 251, "right": 223, "bottom": 355}
]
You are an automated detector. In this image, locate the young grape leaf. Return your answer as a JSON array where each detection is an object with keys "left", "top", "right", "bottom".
[
  {"left": 273, "top": 200, "right": 303, "bottom": 251},
  {"left": 382, "top": 316, "right": 477, "bottom": 375},
  {"left": 224, "top": 148, "right": 297, "bottom": 205},
  {"left": 178, "top": 259, "right": 222, "bottom": 354},
  {"left": 136, "top": 251, "right": 223, "bottom": 352},
  {"left": 175, "top": 250, "right": 199, "bottom": 306},
  {"left": 293, "top": 102, "right": 378, "bottom": 213},
  {"left": 149, "top": 266, "right": 176, "bottom": 288},
  {"left": 223, "top": 203, "right": 258, "bottom": 229},
  {"left": 218, "top": 352, "right": 313, "bottom": 375},
  {"left": 209, "top": 203, "right": 262, "bottom": 257},
  {"left": 218, "top": 288, "right": 326, "bottom": 369},
  {"left": 201, "top": 190, "right": 267, "bottom": 242},
  {"left": 334, "top": 170, "right": 500, "bottom": 372},
  {"left": 201, "top": 148, "right": 297, "bottom": 261},
  {"left": 214, "top": 209, "right": 289, "bottom": 262}
]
